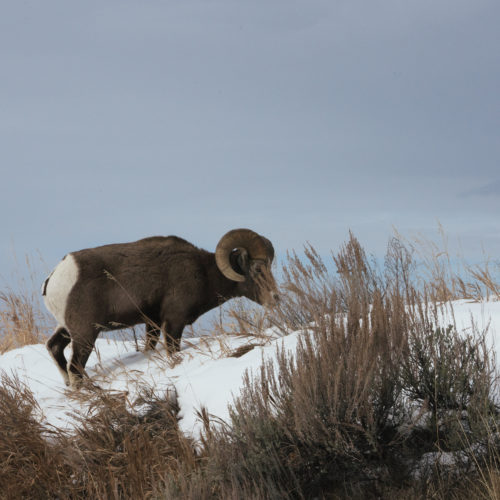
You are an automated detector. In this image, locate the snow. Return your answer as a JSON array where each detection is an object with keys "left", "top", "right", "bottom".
[
  {"left": 1, "top": 299, "right": 500, "bottom": 441},
  {"left": 0, "top": 326, "right": 300, "bottom": 439},
  {"left": 434, "top": 299, "right": 500, "bottom": 350}
]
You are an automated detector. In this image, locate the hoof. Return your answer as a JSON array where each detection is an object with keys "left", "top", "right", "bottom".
[{"left": 68, "top": 372, "right": 84, "bottom": 390}]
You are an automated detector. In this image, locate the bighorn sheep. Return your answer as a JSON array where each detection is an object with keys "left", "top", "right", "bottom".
[{"left": 42, "top": 228, "right": 278, "bottom": 388}]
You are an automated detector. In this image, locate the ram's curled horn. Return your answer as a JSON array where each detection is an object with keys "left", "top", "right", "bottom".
[{"left": 215, "top": 228, "right": 271, "bottom": 282}]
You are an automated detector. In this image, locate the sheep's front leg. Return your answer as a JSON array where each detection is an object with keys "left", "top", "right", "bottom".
[
  {"left": 145, "top": 322, "right": 161, "bottom": 350},
  {"left": 161, "top": 320, "right": 184, "bottom": 353},
  {"left": 68, "top": 330, "right": 97, "bottom": 388}
]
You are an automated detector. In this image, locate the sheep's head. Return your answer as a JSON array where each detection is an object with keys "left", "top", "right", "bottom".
[{"left": 215, "top": 228, "right": 279, "bottom": 306}]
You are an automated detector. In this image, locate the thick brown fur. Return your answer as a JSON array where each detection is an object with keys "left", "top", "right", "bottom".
[{"left": 44, "top": 233, "right": 277, "bottom": 387}]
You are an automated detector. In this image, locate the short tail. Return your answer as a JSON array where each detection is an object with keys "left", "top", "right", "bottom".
[{"left": 41, "top": 275, "right": 51, "bottom": 296}]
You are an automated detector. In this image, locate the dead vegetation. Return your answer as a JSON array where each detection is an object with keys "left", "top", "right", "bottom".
[
  {"left": 0, "top": 255, "right": 53, "bottom": 354},
  {"left": 0, "top": 231, "right": 500, "bottom": 498}
]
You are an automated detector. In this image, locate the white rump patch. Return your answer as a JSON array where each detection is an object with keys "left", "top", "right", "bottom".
[{"left": 43, "top": 254, "right": 79, "bottom": 328}]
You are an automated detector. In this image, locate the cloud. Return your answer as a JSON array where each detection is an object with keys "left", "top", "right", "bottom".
[{"left": 459, "top": 180, "right": 500, "bottom": 198}]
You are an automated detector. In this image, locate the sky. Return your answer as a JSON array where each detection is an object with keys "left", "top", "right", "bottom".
[{"left": 1, "top": 0, "right": 499, "bottom": 285}]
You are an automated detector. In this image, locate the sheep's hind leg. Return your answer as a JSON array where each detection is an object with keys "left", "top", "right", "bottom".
[
  {"left": 46, "top": 326, "right": 71, "bottom": 386},
  {"left": 68, "top": 332, "right": 97, "bottom": 389}
]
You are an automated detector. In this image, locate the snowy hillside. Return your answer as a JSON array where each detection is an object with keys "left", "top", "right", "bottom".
[{"left": 1, "top": 299, "right": 500, "bottom": 441}]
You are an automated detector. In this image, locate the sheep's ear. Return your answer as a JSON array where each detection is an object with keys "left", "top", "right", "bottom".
[
  {"left": 228, "top": 248, "right": 249, "bottom": 276},
  {"left": 237, "top": 248, "right": 250, "bottom": 274}
]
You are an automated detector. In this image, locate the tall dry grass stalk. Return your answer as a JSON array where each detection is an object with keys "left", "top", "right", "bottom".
[{"left": 395, "top": 225, "right": 500, "bottom": 302}]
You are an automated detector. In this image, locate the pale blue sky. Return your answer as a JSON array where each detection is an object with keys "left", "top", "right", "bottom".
[{"left": 1, "top": 0, "right": 499, "bottom": 283}]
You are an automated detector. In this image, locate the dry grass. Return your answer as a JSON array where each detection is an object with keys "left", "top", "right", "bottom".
[
  {"left": 1, "top": 231, "right": 500, "bottom": 498},
  {"left": 0, "top": 290, "right": 51, "bottom": 353},
  {"left": 0, "top": 374, "right": 197, "bottom": 499},
  {"left": 0, "top": 373, "right": 69, "bottom": 499},
  {"left": 395, "top": 225, "right": 500, "bottom": 302},
  {"left": 63, "top": 387, "right": 195, "bottom": 499},
  {"left": 0, "top": 255, "right": 53, "bottom": 354}
]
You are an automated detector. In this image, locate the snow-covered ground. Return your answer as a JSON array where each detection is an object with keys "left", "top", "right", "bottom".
[
  {"left": 0, "top": 326, "right": 300, "bottom": 439},
  {"left": 1, "top": 299, "right": 500, "bottom": 440}
]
